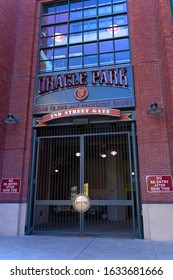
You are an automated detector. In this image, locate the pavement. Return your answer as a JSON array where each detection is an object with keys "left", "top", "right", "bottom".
[{"left": 0, "top": 235, "right": 173, "bottom": 260}]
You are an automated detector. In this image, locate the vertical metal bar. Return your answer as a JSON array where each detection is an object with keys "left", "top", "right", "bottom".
[
  {"left": 131, "top": 122, "right": 143, "bottom": 238},
  {"left": 128, "top": 132, "right": 136, "bottom": 234},
  {"left": 25, "top": 129, "right": 37, "bottom": 235},
  {"left": 80, "top": 135, "right": 84, "bottom": 234}
]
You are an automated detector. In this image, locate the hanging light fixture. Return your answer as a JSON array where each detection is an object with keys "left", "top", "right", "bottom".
[
  {"left": 4, "top": 113, "right": 20, "bottom": 124},
  {"left": 147, "top": 102, "right": 163, "bottom": 114}
]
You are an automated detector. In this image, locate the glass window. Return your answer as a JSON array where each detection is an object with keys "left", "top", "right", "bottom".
[
  {"left": 55, "top": 24, "right": 68, "bottom": 35},
  {"left": 40, "top": 49, "right": 53, "bottom": 60},
  {"left": 41, "top": 37, "right": 54, "bottom": 47},
  {"left": 56, "top": 13, "right": 68, "bottom": 23},
  {"left": 84, "top": 0, "right": 96, "bottom": 8},
  {"left": 99, "top": 17, "right": 112, "bottom": 28},
  {"left": 99, "top": 41, "right": 113, "bottom": 53},
  {"left": 39, "top": 61, "right": 53, "bottom": 72},
  {"left": 43, "top": 5, "right": 55, "bottom": 15},
  {"left": 42, "top": 15, "right": 55, "bottom": 25},
  {"left": 84, "top": 30, "right": 97, "bottom": 42},
  {"left": 41, "top": 26, "right": 54, "bottom": 37},
  {"left": 56, "top": 4, "right": 68, "bottom": 13},
  {"left": 100, "top": 53, "right": 114, "bottom": 65},
  {"left": 69, "top": 45, "right": 83, "bottom": 57},
  {"left": 39, "top": 0, "right": 129, "bottom": 73},
  {"left": 69, "top": 33, "right": 82, "bottom": 44},
  {"left": 114, "top": 26, "right": 128, "bottom": 38},
  {"left": 69, "top": 57, "right": 82, "bottom": 69},
  {"left": 84, "top": 19, "right": 97, "bottom": 31},
  {"left": 98, "top": 5, "right": 112, "bottom": 16},
  {"left": 84, "top": 55, "right": 98, "bottom": 67},
  {"left": 70, "top": 22, "right": 82, "bottom": 33},
  {"left": 54, "top": 47, "right": 67, "bottom": 59},
  {"left": 115, "top": 51, "right": 130, "bottom": 63},
  {"left": 53, "top": 33, "right": 67, "bottom": 46},
  {"left": 114, "top": 38, "right": 129, "bottom": 51},
  {"left": 113, "top": 3, "right": 127, "bottom": 13},
  {"left": 70, "top": 10, "right": 82, "bottom": 20},
  {"left": 114, "top": 15, "right": 128, "bottom": 25},
  {"left": 99, "top": 29, "right": 113, "bottom": 40},
  {"left": 70, "top": 0, "right": 82, "bottom": 10},
  {"left": 54, "top": 59, "right": 67, "bottom": 70},
  {"left": 98, "top": 0, "right": 111, "bottom": 5},
  {"left": 84, "top": 43, "right": 97, "bottom": 55},
  {"left": 84, "top": 8, "right": 97, "bottom": 18}
]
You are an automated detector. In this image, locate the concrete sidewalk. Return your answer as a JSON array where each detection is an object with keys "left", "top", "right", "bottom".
[{"left": 0, "top": 236, "right": 173, "bottom": 260}]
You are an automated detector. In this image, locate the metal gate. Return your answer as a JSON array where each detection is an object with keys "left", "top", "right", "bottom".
[{"left": 27, "top": 122, "right": 142, "bottom": 237}]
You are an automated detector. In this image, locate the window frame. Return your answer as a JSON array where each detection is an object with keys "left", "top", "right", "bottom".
[{"left": 38, "top": 0, "right": 130, "bottom": 73}]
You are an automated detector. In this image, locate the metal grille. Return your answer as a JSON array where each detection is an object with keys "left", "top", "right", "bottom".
[{"left": 30, "top": 123, "right": 140, "bottom": 237}]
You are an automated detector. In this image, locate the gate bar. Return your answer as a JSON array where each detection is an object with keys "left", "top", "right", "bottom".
[{"left": 131, "top": 123, "right": 143, "bottom": 238}]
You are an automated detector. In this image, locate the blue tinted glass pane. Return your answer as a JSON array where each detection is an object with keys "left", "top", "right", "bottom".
[
  {"left": 98, "top": 0, "right": 111, "bottom": 5},
  {"left": 99, "top": 5, "right": 112, "bottom": 16},
  {"left": 84, "top": 55, "right": 98, "bottom": 67},
  {"left": 113, "top": 3, "right": 127, "bottom": 13},
  {"left": 40, "top": 61, "right": 52, "bottom": 72},
  {"left": 114, "top": 26, "right": 128, "bottom": 38},
  {"left": 40, "top": 49, "right": 53, "bottom": 60},
  {"left": 41, "top": 37, "right": 54, "bottom": 47},
  {"left": 54, "top": 48, "right": 67, "bottom": 59},
  {"left": 99, "top": 29, "right": 113, "bottom": 40},
  {"left": 69, "top": 45, "right": 82, "bottom": 57},
  {"left": 56, "top": 13, "right": 68, "bottom": 23},
  {"left": 69, "top": 57, "right": 82, "bottom": 69},
  {"left": 114, "top": 15, "right": 128, "bottom": 25},
  {"left": 54, "top": 34, "right": 67, "bottom": 45},
  {"left": 84, "top": 0, "right": 96, "bottom": 8},
  {"left": 70, "top": 0, "right": 82, "bottom": 10},
  {"left": 113, "top": 0, "right": 125, "bottom": 2},
  {"left": 84, "top": 31, "right": 97, "bottom": 42},
  {"left": 84, "top": 8, "right": 97, "bottom": 18},
  {"left": 99, "top": 17, "right": 112, "bottom": 28},
  {"left": 55, "top": 24, "right": 68, "bottom": 34},
  {"left": 84, "top": 43, "right": 97, "bottom": 54},
  {"left": 41, "top": 26, "right": 54, "bottom": 37},
  {"left": 43, "top": 5, "right": 55, "bottom": 15},
  {"left": 70, "top": 10, "right": 82, "bottom": 20},
  {"left": 84, "top": 20, "right": 97, "bottom": 31},
  {"left": 100, "top": 53, "right": 114, "bottom": 65},
  {"left": 70, "top": 22, "right": 82, "bottom": 33},
  {"left": 54, "top": 59, "right": 67, "bottom": 70},
  {"left": 114, "top": 38, "right": 129, "bottom": 51},
  {"left": 116, "top": 51, "right": 130, "bottom": 63},
  {"left": 99, "top": 41, "right": 113, "bottom": 53},
  {"left": 42, "top": 15, "right": 55, "bottom": 25},
  {"left": 56, "top": 4, "right": 68, "bottom": 13},
  {"left": 69, "top": 33, "right": 82, "bottom": 44}
]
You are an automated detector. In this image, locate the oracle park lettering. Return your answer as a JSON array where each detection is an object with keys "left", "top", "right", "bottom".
[{"left": 34, "top": 66, "right": 135, "bottom": 114}]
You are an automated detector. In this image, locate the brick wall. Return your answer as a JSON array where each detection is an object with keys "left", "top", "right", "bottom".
[
  {"left": 129, "top": 0, "right": 173, "bottom": 202},
  {"left": 0, "top": 0, "right": 37, "bottom": 202},
  {"left": 0, "top": 0, "right": 19, "bottom": 179}
]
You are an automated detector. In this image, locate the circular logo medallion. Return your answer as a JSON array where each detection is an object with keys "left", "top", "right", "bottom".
[
  {"left": 73, "top": 194, "right": 91, "bottom": 213},
  {"left": 74, "top": 87, "right": 89, "bottom": 101}
]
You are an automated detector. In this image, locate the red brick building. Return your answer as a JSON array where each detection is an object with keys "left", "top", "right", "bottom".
[{"left": 0, "top": 0, "right": 173, "bottom": 240}]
